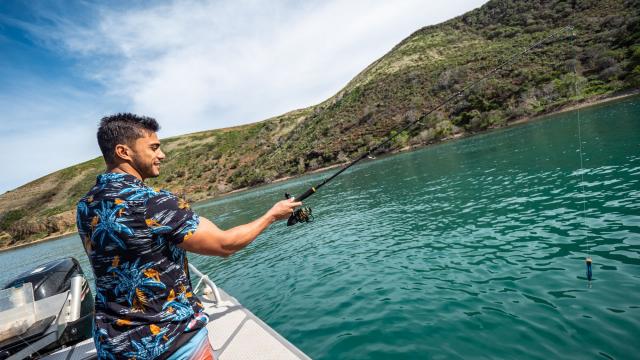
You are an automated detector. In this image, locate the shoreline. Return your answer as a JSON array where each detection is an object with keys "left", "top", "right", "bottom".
[
  {"left": 0, "top": 230, "right": 77, "bottom": 253},
  {"left": 509, "top": 89, "right": 640, "bottom": 125},
  {"left": 205, "top": 89, "right": 640, "bottom": 201},
  {"left": 1, "top": 89, "right": 638, "bottom": 253}
]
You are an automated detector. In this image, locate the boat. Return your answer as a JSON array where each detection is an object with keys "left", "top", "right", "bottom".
[{"left": 0, "top": 258, "right": 311, "bottom": 360}]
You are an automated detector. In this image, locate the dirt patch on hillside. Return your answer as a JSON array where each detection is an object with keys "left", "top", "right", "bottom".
[{"left": 0, "top": 174, "right": 60, "bottom": 212}]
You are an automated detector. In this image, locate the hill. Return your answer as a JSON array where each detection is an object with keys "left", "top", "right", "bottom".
[{"left": 1, "top": 0, "right": 639, "bottom": 249}]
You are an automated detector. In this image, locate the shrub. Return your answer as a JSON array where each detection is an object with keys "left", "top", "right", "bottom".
[
  {"left": 599, "top": 65, "right": 622, "bottom": 80},
  {"left": 0, "top": 210, "right": 27, "bottom": 230},
  {"left": 595, "top": 56, "right": 617, "bottom": 72},
  {"left": 630, "top": 65, "right": 640, "bottom": 87}
]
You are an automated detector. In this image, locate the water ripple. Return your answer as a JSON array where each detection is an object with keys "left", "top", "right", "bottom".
[{"left": 2, "top": 98, "right": 639, "bottom": 359}]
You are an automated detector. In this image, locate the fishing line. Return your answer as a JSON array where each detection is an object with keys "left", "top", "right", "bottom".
[
  {"left": 570, "top": 29, "right": 592, "bottom": 285},
  {"left": 285, "top": 25, "right": 575, "bottom": 226}
]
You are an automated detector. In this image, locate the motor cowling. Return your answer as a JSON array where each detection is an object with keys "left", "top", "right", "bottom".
[
  {"left": 5, "top": 257, "right": 88, "bottom": 301},
  {"left": 0, "top": 257, "right": 94, "bottom": 359}
]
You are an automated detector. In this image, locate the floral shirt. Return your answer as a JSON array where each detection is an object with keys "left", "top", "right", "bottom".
[{"left": 76, "top": 173, "right": 208, "bottom": 360}]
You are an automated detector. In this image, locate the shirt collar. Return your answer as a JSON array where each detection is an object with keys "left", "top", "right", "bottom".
[{"left": 96, "top": 172, "right": 144, "bottom": 186}]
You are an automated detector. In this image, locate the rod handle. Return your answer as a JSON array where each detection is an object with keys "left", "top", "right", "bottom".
[{"left": 296, "top": 187, "right": 317, "bottom": 202}]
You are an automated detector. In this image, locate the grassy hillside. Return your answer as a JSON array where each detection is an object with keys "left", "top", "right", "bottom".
[{"left": 1, "top": 0, "right": 639, "bottom": 248}]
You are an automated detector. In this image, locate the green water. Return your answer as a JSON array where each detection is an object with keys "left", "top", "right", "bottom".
[{"left": 2, "top": 96, "right": 639, "bottom": 359}]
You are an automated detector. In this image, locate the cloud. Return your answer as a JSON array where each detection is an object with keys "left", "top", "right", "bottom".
[
  {"left": 52, "top": 0, "right": 487, "bottom": 135},
  {"left": 1, "top": 0, "right": 487, "bottom": 193}
]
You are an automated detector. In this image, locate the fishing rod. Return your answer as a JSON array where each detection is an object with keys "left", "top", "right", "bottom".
[{"left": 285, "top": 25, "right": 574, "bottom": 226}]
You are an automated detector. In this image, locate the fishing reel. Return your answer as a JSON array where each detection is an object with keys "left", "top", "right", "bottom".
[{"left": 284, "top": 193, "right": 313, "bottom": 226}]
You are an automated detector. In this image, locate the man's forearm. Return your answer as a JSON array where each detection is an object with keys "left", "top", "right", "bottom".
[{"left": 221, "top": 213, "right": 276, "bottom": 251}]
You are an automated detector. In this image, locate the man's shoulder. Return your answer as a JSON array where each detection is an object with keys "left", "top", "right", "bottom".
[
  {"left": 145, "top": 189, "right": 186, "bottom": 209},
  {"left": 76, "top": 184, "right": 98, "bottom": 210},
  {"left": 149, "top": 187, "right": 175, "bottom": 197},
  {"left": 145, "top": 189, "right": 195, "bottom": 224}
]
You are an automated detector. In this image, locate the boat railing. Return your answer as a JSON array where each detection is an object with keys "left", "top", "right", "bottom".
[{"left": 188, "top": 263, "right": 232, "bottom": 307}]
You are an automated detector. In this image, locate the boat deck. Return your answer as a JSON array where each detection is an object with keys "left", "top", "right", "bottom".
[{"left": 43, "top": 288, "right": 310, "bottom": 360}]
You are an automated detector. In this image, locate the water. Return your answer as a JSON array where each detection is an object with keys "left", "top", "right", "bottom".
[{"left": 1, "top": 96, "right": 639, "bottom": 359}]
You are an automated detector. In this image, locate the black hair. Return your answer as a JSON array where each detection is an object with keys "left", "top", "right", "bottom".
[{"left": 97, "top": 113, "right": 160, "bottom": 164}]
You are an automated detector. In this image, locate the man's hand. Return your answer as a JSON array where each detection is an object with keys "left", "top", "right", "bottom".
[
  {"left": 267, "top": 198, "right": 303, "bottom": 222},
  {"left": 179, "top": 198, "right": 303, "bottom": 257}
]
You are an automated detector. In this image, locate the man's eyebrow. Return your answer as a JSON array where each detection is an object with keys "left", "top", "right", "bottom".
[{"left": 150, "top": 142, "right": 161, "bottom": 147}]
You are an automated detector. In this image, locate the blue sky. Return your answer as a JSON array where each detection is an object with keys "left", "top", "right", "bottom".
[{"left": 0, "top": 0, "right": 486, "bottom": 194}]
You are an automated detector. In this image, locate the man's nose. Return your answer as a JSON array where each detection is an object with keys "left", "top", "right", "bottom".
[{"left": 158, "top": 149, "right": 166, "bottom": 160}]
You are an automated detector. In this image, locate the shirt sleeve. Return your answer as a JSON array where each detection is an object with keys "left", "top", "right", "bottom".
[{"left": 145, "top": 191, "right": 200, "bottom": 244}]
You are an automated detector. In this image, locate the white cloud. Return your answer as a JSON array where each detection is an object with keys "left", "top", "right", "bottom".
[
  {"left": 57, "top": 0, "right": 487, "bottom": 135},
  {"left": 1, "top": 0, "right": 487, "bottom": 193}
]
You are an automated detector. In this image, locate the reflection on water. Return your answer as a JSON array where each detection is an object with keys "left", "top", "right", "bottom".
[{"left": 1, "top": 96, "right": 639, "bottom": 359}]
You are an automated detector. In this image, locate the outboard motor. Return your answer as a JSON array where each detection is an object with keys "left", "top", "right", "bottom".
[{"left": 0, "top": 257, "right": 93, "bottom": 360}]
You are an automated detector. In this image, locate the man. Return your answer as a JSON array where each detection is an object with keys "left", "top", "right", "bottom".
[{"left": 76, "top": 113, "right": 301, "bottom": 360}]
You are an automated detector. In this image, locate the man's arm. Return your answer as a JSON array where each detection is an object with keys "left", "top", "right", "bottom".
[{"left": 178, "top": 198, "right": 302, "bottom": 257}]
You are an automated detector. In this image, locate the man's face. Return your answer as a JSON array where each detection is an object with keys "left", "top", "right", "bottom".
[{"left": 130, "top": 131, "right": 165, "bottom": 179}]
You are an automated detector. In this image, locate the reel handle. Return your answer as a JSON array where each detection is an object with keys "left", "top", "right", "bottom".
[
  {"left": 284, "top": 192, "right": 297, "bottom": 226},
  {"left": 284, "top": 192, "right": 313, "bottom": 226}
]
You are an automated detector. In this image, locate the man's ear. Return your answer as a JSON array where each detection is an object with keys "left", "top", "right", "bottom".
[{"left": 114, "top": 144, "right": 133, "bottom": 162}]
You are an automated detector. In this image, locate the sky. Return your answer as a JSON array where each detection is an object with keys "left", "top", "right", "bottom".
[{"left": 0, "top": 0, "right": 487, "bottom": 194}]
